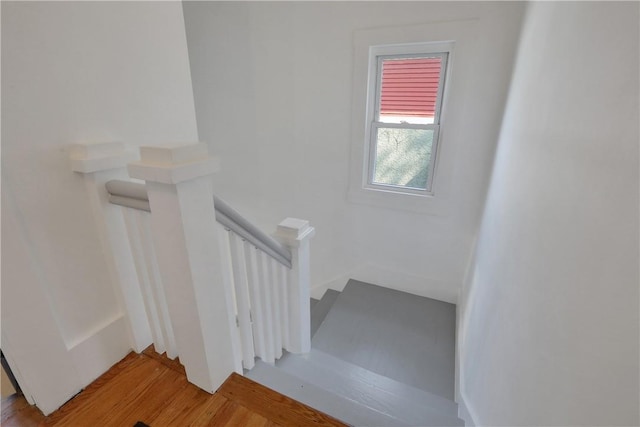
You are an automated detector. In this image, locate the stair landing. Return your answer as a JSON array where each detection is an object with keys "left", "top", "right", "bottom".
[
  {"left": 312, "top": 279, "right": 456, "bottom": 399},
  {"left": 247, "top": 279, "right": 462, "bottom": 426}
]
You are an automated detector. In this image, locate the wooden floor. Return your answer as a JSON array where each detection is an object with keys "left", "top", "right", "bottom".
[{"left": 1, "top": 348, "right": 347, "bottom": 426}]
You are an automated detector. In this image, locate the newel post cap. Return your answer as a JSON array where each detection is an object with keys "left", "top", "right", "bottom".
[
  {"left": 275, "top": 218, "right": 315, "bottom": 246},
  {"left": 70, "top": 141, "right": 135, "bottom": 173},
  {"left": 127, "top": 142, "right": 220, "bottom": 184}
]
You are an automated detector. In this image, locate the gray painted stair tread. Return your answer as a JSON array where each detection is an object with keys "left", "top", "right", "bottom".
[
  {"left": 311, "top": 289, "right": 340, "bottom": 338},
  {"left": 246, "top": 360, "right": 409, "bottom": 427},
  {"left": 312, "top": 280, "right": 456, "bottom": 399},
  {"left": 277, "top": 349, "right": 462, "bottom": 426},
  {"left": 310, "top": 298, "right": 320, "bottom": 311}
]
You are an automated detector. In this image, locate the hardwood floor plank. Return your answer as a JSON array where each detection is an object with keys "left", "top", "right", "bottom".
[
  {"left": 145, "top": 379, "right": 212, "bottom": 426},
  {"left": 1, "top": 411, "right": 43, "bottom": 427},
  {"left": 0, "top": 395, "right": 44, "bottom": 427},
  {"left": 50, "top": 355, "right": 164, "bottom": 426},
  {"left": 2, "top": 394, "right": 34, "bottom": 423},
  {"left": 217, "top": 372, "right": 347, "bottom": 427},
  {"left": 189, "top": 393, "right": 229, "bottom": 426},
  {"left": 204, "top": 399, "right": 272, "bottom": 426},
  {"left": 42, "top": 352, "right": 146, "bottom": 426},
  {"left": 2, "top": 394, "right": 29, "bottom": 417},
  {"left": 101, "top": 368, "right": 189, "bottom": 427},
  {"left": 244, "top": 412, "right": 275, "bottom": 427},
  {"left": 206, "top": 400, "right": 246, "bottom": 425},
  {"left": 5, "top": 350, "right": 340, "bottom": 427}
]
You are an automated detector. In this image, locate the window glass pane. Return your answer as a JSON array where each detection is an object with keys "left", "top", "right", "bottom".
[
  {"left": 378, "top": 56, "right": 442, "bottom": 125},
  {"left": 372, "top": 127, "right": 433, "bottom": 190}
]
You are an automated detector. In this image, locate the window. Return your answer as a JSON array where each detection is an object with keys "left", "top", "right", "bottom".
[
  {"left": 349, "top": 25, "right": 471, "bottom": 214},
  {"left": 364, "top": 43, "right": 450, "bottom": 195}
]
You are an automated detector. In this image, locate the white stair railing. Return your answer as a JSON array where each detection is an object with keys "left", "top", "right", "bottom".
[
  {"left": 105, "top": 178, "right": 315, "bottom": 369},
  {"left": 72, "top": 141, "right": 314, "bottom": 393}
]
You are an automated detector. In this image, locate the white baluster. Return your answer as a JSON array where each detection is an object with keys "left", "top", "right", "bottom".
[
  {"left": 257, "top": 251, "right": 275, "bottom": 364},
  {"left": 279, "top": 262, "right": 290, "bottom": 351},
  {"left": 245, "top": 242, "right": 267, "bottom": 361},
  {"left": 229, "top": 233, "right": 256, "bottom": 369},
  {"left": 138, "top": 211, "right": 178, "bottom": 359},
  {"left": 270, "top": 257, "right": 283, "bottom": 359},
  {"left": 215, "top": 224, "right": 243, "bottom": 372},
  {"left": 122, "top": 208, "right": 165, "bottom": 354}
]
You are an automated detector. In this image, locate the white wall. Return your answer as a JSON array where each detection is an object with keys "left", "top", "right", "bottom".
[
  {"left": 458, "top": 2, "right": 639, "bottom": 425},
  {"left": 1, "top": 1, "right": 198, "bottom": 413},
  {"left": 183, "top": 1, "right": 524, "bottom": 302}
]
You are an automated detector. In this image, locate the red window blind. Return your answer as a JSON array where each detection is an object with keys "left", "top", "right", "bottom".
[{"left": 379, "top": 57, "right": 442, "bottom": 119}]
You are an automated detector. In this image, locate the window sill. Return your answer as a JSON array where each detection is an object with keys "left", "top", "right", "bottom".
[{"left": 347, "top": 185, "right": 450, "bottom": 216}]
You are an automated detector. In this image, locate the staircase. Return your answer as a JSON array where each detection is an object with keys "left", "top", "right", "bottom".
[
  {"left": 246, "top": 280, "right": 464, "bottom": 427},
  {"left": 71, "top": 142, "right": 462, "bottom": 425}
]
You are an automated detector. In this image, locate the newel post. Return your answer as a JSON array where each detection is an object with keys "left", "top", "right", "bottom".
[
  {"left": 70, "top": 142, "right": 153, "bottom": 353},
  {"left": 128, "top": 142, "right": 241, "bottom": 393},
  {"left": 275, "top": 218, "right": 315, "bottom": 354}
]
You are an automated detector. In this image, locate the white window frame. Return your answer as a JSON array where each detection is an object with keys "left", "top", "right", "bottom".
[
  {"left": 348, "top": 21, "right": 478, "bottom": 215},
  {"left": 365, "top": 45, "right": 450, "bottom": 196}
]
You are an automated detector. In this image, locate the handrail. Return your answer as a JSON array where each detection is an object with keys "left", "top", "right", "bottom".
[{"left": 105, "top": 180, "right": 292, "bottom": 268}]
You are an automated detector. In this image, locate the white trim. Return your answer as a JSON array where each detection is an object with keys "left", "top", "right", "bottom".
[
  {"left": 128, "top": 157, "right": 220, "bottom": 185},
  {"left": 347, "top": 184, "right": 450, "bottom": 216},
  {"left": 369, "top": 40, "right": 455, "bottom": 58},
  {"left": 68, "top": 315, "right": 132, "bottom": 386},
  {"left": 128, "top": 142, "right": 220, "bottom": 184},
  {"left": 65, "top": 312, "right": 125, "bottom": 350},
  {"left": 310, "top": 263, "right": 460, "bottom": 304},
  {"left": 70, "top": 152, "right": 135, "bottom": 174},
  {"left": 458, "top": 392, "right": 479, "bottom": 426},
  {"left": 70, "top": 141, "right": 137, "bottom": 174}
]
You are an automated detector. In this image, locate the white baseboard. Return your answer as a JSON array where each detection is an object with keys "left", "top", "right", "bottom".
[
  {"left": 458, "top": 392, "right": 479, "bottom": 426},
  {"left": 311, "top": 264, "right": 460, "bottom": 304},
  {"left": 311, "top": 273, "right": 351, "bottom": 299},
  {"left": 68, "top": 314, "right": 133, "bottom": 386}
]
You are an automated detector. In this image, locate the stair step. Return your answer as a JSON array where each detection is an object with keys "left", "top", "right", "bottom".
[
  {"left": 246, "top": 360, "right": 409, "bottom": 427},
  {"left": 312, "top": 280, "right": 456, "bottom": 399},
  {"left": 310, "top": 289, "right": 340, "bottom": 338},
  {"left": 310, "top": 298, "right": 320, "bottom": 312},
  {"left": 277, "top": 350, "right": 463, "bottom": 426}
]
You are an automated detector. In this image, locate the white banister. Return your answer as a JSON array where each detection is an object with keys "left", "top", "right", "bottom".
[
  {"left": 70, "top": 142, "right": 152, "bottom": 353},
  {"left": 275, "top": 218, "right": 316, "bottom": 354},
  {"left": 85, "top": 145, "right": 316, "bottom": 381},
  {"left": 128, "top": 142, "right": 241, "bottom": 393}
]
